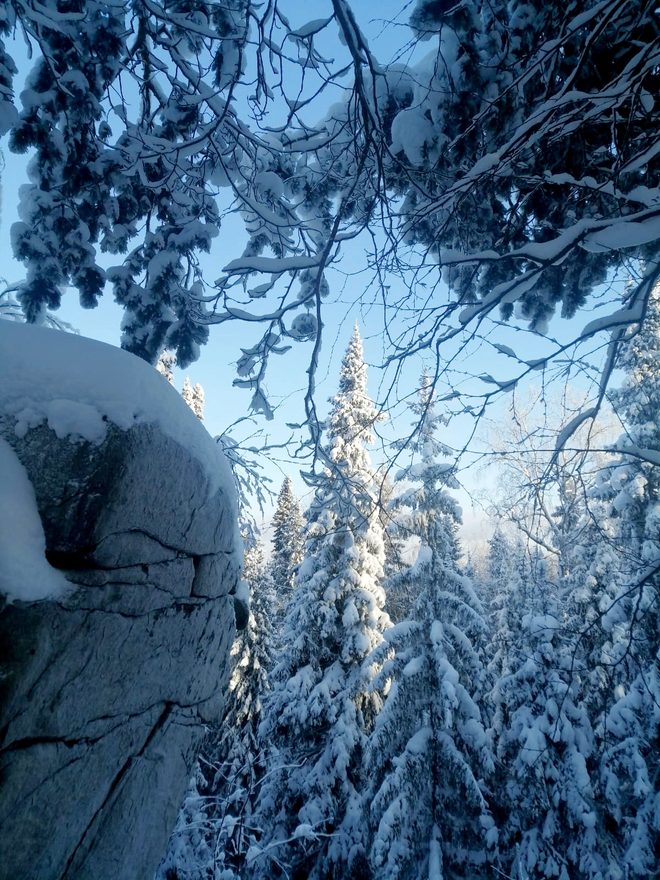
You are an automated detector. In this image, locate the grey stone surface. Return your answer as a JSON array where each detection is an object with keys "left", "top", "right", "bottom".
[{"left": 0, "top": 413, "right": 240, "bottom": 880}]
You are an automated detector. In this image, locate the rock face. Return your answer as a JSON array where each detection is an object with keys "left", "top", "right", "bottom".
[{"left": 0, "top": 415, "right": 240, "bottom": 879}]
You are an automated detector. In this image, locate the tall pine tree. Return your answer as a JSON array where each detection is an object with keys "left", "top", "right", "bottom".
[
  {"left": 495, "top": 591, "right": 603, "bottom": 878},
  {"left": 251, "top": 325, "right": 389, "bottom": 880},
  {"left": 364, "top": 372, "right": 496, "bottom": 880},
  {"left": 484, "top": 526, "right": 515, "bottom": 686},
  {"left": 270, "top": 476, "right": 304, "bottom": 616},
  {"left": 586, "top": 284, "right": 660, "bottom": 877},
  {"left": 181, "top": 375, "right": 205, "bottom": 421}
]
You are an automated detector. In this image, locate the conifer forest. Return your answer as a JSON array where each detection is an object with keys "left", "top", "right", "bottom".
[{"left": 0, "top": 2, "right": 658, "bottom": 879}]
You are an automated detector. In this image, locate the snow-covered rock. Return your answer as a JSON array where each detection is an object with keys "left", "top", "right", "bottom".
[{"left": 0, "top": 322, "right": 241, "bottom": 880}]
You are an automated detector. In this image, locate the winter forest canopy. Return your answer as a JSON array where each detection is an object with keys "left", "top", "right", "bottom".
[
  {"left": 1, "top": 0, "right": 660, "bottom": 434},
  {"left": 0, "top": 1, "right": 659, "bottom": 879},
  {"left": 156, "top": 320, "right": 659, "bottom": 880}
]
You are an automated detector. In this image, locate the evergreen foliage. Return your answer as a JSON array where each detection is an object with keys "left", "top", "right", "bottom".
[
  {"left": 251, "top": 326, "right": 389, "bottom": 880},
  {"left": 182, "top": 376, "right": 206, "bottom": 421},
  {"left": 483, "top": 527, "right": 514, "bottom": 682},
  {"left": 270, "top": 477, "right": 304, "bottom": 615},
  {"left": 7, "top": 1, "right": 124, "bottom": 321},
  {"left": 2, "top": 1, "right": 658, "bottom": 413},
  {"left": 494, "top": 570, "right": 604, "bottom": 880},
  {"left": 2, "top": 6, "right": 659, "bottom": 876},
  {"left": 379, "top": 474, "right": 412, "bottom": 624},
  {"left": 156, "top": 350, "right": 177, "bottom": 385},
  {"left": 584, "top": 286, "right": 660, "bottom": 877},
  {"left": 363, "top": 373, "right": 496, "bottom": 879}
]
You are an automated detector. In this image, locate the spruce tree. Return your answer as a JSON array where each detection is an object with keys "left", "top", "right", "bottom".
[
  {"left": 482, "top": 526, "right": 517, "bottom": 738},
  {"left": 379, "top": 473, "right": 412, "bottom": 624},
  {"left": 486, "top": 528, "right": 511, "bottom": 597},
  {"left": 251, "top": 325, "right": 389, "bottom": 880},
  {"left": 484, "top": 538, "right": 534, "bottom": 776},
  {"left": 270, "top": 476, "right": 304, "bottom": 614},
  {"left": 484, "top": 527, "right": 515, "bottom": 684},
  {"left": 585, "top": 285, "right": 660, "bottom": 877},
  {"left": 364, "top": 372, "right": 496, "bottom": 880},
  {"left": 182, "top": 375, "right": 205, "bottom": 421},
  {"left": 493, "top": 543, "right": 607, "bottom": 880},
  {"left": 156, "top": 350, "right": 177, "bottom": 385}
]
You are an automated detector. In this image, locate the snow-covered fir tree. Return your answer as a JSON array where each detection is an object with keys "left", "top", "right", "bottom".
[
  {"left": 483, "top": 526, "right": 513, "bottom": 668},
  {"left": 583, "top": 284, "right": 660, "bottom": 878},
  {"left": 484, "top": 536, "right": 532, "bottom": 775},
  {"left": 156, "top": 350, "right": 177, "bottom": 385},
  {"left": 482, "top": 526, "right": 516, "bottom": 733},
  {"left": 155, "top": 353, "right": 205, "bottom": 422},
  {"left": 483, "top": 533, "right": 539, "bottom": 691},
  {"left": 486, "top": 528, "right": 511, "bottom": 598},
  {"left": 157, "top": 536, "right": 275, "bottom": 880},
  {"left": 493, "top": 543, "right": 606, "bottom": 880},
  {"left": 364, "top": 372, "right": 496, "bottom": 879},
  {"left": 250, "top": 325, "right": 389, "bottom": 880},
  {"left": 379, "top": 472, "right": 411, "bottom": 624},
  {"left": 182, "top": 376, "right": 205, "bottom": 421},
  {"left": 270, "top": 476, "right": 304, "bottom": 615}
]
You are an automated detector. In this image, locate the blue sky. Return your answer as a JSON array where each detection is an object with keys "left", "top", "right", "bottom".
[{"left": 0, "top": 4, "right": 450, "bottom": 506}]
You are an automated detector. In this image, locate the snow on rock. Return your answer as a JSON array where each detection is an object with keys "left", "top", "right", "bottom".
[
  {"left": 0, "top": 320, "right": 232, "bottom": 499},
  {"left": 0, "top": 320, "right": 241, "bottom": 880},
  {"left": 0, "top": 438, "right": 70, "bottom": 602}
]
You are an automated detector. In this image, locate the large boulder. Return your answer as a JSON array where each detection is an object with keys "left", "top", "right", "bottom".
[{"left": 0, "top": 322, "right": 241, "bottom": 880}]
